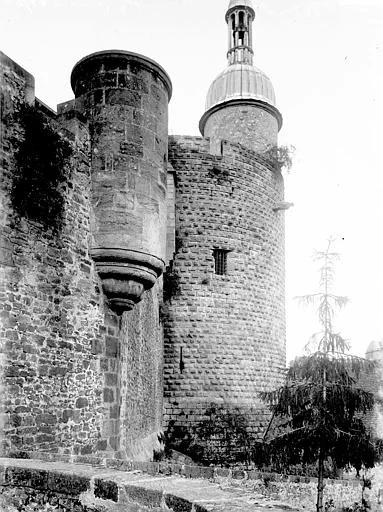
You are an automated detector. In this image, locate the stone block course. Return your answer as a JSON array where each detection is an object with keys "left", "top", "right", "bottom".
[
  {"left": 163, "top": 135, "right": 286, "bottom": 454},
  {"left": 0, "top": 457, "right": 304, "bottom": 512}
]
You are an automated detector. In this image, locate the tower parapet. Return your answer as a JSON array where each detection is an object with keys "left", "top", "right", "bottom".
[{"left": 71, "top": 50, "right": 172, "bottom": 313}]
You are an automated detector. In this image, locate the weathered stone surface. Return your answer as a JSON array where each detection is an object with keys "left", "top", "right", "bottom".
[
  {"left": 202, "top": 102, "right": 279, "bottom": 153},
  {"left": 163, "top": 135, "right": 286, "bottom": 452},
  {"left": 0, "top": 458, "right": 301, "bottom": 512},
  {"left": 71, "top": 50, "right": 171, "bottom": 312},
  {"left": 0, "top": 51, "right": 166, "bottom": 461},
  {"left": 1, "top": 5, "right": 288, "bottom": 465}
]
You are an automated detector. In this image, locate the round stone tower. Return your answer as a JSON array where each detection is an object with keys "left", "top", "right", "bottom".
[{"left": 163, "top": 0, "right": 286, "bottom": 461}]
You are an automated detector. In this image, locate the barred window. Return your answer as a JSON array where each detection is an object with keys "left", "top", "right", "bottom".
[{"left": 213, "top": 249, "right": 228, "bottom": 275}]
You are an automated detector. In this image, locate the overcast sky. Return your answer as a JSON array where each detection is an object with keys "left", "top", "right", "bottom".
[{"left": 1, "top": 0, "right": 382, "bottom": 362}]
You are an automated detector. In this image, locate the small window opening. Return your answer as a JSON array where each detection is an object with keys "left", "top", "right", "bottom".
[
  {"left": 238, "top": 31, "right": 245, "bottom": 45},
  {"left": 231, "top": 15, "right": 236, "bottom": 47},
  {"left": 239, "top": 11, "right": 244, "bottom": 25},
  {"left": 179, "top": 347, "right": 185, "bottom": 373},
  {"left": 213, "top": 249, "right": 228, "bottom": 275}
]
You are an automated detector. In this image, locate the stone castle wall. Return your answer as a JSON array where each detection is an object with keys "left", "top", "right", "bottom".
[
  {"left": 163, "top": 135, "right": 286, "bottom": 443},
  {"left": 1, "top": 47, "right": 287, "bottom": 463},
  {"left": 0, "top": 51, "right": 164, "bottom": 460}
]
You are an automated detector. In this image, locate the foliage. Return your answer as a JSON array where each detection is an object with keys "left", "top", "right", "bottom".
[
  {"left": 193, "top": 405, "right": 253, "bottom": 466},
  {"left": 295, "top": 243, "right": 349, "bottom": 354},
  {"left": 259, "top": 239, "right": 376, "bottom": 512},
  {"left": 262, "top": 144, "right": 295, "bottom": 172},
  {"left": 373, "top": 438, "right": 383, "bottom": 461},
  {"left": 10, "top": 103, "right": 72, "bottom": 229},
  {"left": 163, "top": 267, "right": 181, "bottom": 302},
  {"left": 163, "top": 421, "right": 196, "bottom": 458},
  {"left": 7, "top": 450, "right": 30, "bottom": 459},
  {"left": 341, "top": 502, "right": 370, "bottom": 512},
  {"left": 164, "top": 405, "right": 255, "bottom": 466}
]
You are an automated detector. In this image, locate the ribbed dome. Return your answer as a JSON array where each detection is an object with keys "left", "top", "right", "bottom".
[{"left": 205, "top": 64, "right": 276, "bottom": 111}]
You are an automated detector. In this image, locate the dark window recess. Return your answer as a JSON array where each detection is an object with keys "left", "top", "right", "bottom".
[
  {"left": 213, "top": 249, "right": 228, "bottom": 275},
  {"left": 179, "top": 347, "right": 185, "bottom": 373}
]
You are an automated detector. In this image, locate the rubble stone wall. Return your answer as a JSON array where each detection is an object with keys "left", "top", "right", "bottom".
[{"left": 0, "top": 51, "right": 164, "bottom": 461}]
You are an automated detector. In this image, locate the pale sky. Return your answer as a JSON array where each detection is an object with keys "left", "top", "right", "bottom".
[{"left": 1, "top": 0, "right": 382, "bottom": 362}]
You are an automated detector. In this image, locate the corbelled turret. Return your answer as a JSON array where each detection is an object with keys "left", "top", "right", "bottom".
[{"left": 71, "top": 50, "right": 172, "bottom": 313}]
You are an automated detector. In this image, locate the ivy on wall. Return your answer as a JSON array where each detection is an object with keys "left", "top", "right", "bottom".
[
  {"left": 10, "top": 104, "right": 72, "bottom": 230},
  {"left": 262, "top": 144, "right": 295, "bottom": 172},
  {"left": 163, "top": 268, "right": 181, "bottom": 302},
  {"left": 163, "top": 405, "right": 255, "bottom": 466}
]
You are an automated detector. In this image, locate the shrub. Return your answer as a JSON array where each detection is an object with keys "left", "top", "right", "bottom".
[
  {"left": 262, "top": 144, "right": 295, "bottom": 172},
  {"left": 10, "top": 103, "right": 72, "bottom": 230},
  {"left": 164, "top": 405, "right": 255, "bottom": 466},
  {"left": 163, "top": 268, "right": 181, "bottom": 302}
]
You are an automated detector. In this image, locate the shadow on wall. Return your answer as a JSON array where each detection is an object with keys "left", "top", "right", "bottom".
[
  {"left": 159, "top": 403, "right": 353, "bottom": 477},
  {"left": 160, "top": 404, "right": 256, "bottom": 467}
]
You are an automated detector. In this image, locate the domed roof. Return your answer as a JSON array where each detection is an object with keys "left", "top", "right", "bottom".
[{"left": 205, "top": 63, "right": 276, "bottom": 111}]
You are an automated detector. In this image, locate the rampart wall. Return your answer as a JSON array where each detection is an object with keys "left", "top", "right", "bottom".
[
  {"left": 0, "top": 457, "right": 366, "bottom": 512},
  {"left": 0, "top": 51, "right": 163, "bottom": 461}
]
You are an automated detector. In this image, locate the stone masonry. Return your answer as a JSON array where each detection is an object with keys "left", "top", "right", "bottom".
[
  {"left": 0, "top": 0, "right": 288, "bottom": 463},
  {"left": 201, "top": 102, "right": 281, "bottom": 154},
  {"left": 163, "top": 136, "right": 286, "bottom": 442},
  {"left": 0, "top": 50, "right": 166, "bottom": 461}
]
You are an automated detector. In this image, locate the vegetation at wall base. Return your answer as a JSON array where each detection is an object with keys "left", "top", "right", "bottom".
[
  {"left": 164, "top": 405, "right": 255, "bottom": 467},
  {"left": 258, "top": 239, "right": 377, "bottom": 512},
  {"left": 10, "top": 103, "right": 72, "bottom": 230}
]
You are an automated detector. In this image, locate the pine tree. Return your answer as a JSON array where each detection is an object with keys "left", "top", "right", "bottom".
[{"left": 260, "top": 239, "right": 376, "bottom": 512}]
